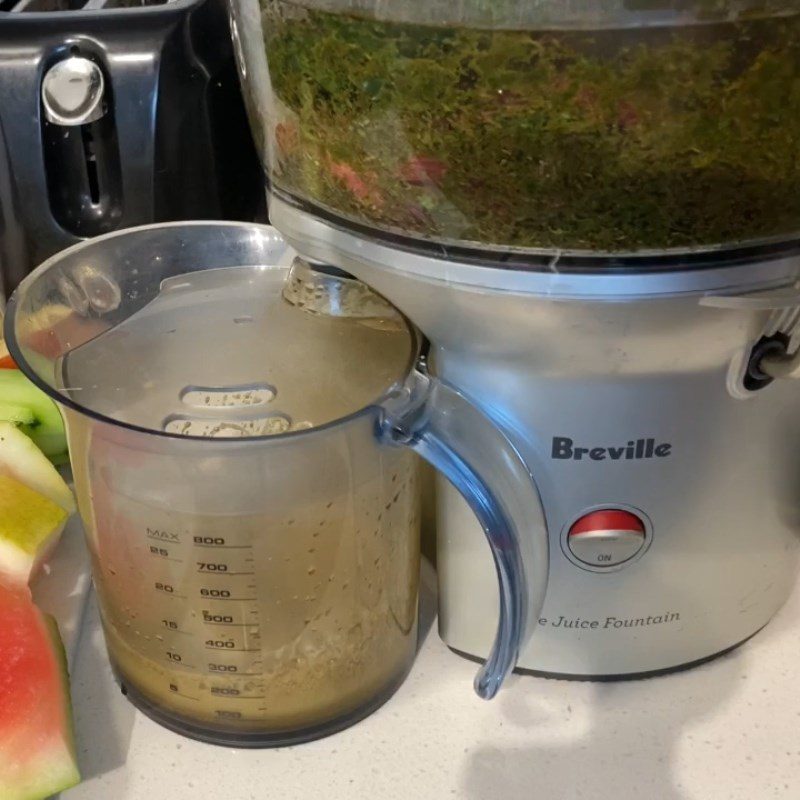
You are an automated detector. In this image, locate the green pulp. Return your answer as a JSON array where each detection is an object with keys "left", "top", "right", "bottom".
[{"left": 263, "top": 4, "right": 800, "bottom": 253}]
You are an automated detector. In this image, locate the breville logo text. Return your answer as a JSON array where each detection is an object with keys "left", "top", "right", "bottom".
[{"left": 551, "top": 436, "right": 672, "bottom": 461}]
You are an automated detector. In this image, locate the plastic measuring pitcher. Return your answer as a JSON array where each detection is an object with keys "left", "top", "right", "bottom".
[{"left": 4, "top": 222, "right": 548, "bottom": 747}]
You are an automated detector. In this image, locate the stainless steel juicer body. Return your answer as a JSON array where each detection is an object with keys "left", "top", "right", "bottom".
[{"left": 271, "top": 195, "right": 800, "bottom": 677}]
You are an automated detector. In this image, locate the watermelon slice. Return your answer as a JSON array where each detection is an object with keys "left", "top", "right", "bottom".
[
  {"left": 0, "top": 580, "right": 80, "bottom": 798},
  {"left": 0, "top": 476, "right": 68, "bottom": 585},
  {"left": 0, "top": 339, "right": 16, "bottom": 369},
  {"left": 0, "top": 423, "right": 75, "bottom": 515},
  {"left": 0, "top": 371, "right": 67, "bottom": 464}
]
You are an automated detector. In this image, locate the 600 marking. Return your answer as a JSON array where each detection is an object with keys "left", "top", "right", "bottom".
[{"left": 200, "top": 588, "right": 231, "bottom": 598}]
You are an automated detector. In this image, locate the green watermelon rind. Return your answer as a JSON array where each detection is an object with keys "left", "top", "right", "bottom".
[
  {"left": 0, "top": 372, "right": 67, "bottom": 463},
  {"left": 0, "top": 613, "right": 80, "bottom": 800}
]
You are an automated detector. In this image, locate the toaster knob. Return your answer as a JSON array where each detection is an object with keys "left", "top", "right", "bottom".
[{"left": 41, "top": 56, "right": 105, "bottom": 127}]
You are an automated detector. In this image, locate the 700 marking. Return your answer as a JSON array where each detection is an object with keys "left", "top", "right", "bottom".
[{"left": 196, "top": 562, "right": 253, "bottom": 576}]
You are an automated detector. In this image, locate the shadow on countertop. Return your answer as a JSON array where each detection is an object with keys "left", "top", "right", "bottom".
[
  {"left": 460, "top": 630, "right": 754, "bottom": 800},
  {"left": 67, "top": 595, "right": 137, "bottom": 792}
]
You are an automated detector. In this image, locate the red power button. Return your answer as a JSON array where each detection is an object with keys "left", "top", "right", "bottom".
[{"left": 568, "top": 509, "right": 646, "bottom": 567}]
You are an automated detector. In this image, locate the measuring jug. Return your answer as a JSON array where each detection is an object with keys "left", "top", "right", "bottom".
[{"left": 4, "top": 222, "right": 548, "bottom": 746}]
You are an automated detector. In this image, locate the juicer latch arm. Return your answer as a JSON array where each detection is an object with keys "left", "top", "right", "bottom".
[
  {"left": 756, "top": 338, "right": 800, "bottom": 380},
  {"left": 701, "top": 285, "right": 800, "bottom": 384},
  {"left": 379, "top": 364, "right": 549, "bottom": 700},
  {"left": 699, "top": 283, "right": 800, "bottom": 310}
]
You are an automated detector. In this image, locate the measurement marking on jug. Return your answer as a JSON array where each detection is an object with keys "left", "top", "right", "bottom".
[
  {"left": 199, "top": 595, "right": 257, "bottom": 602},
  {"left": 202, "top": 622, "right": 254, "bottom": 627},
  {"left": 165, "top": 651, "right": 195, "bottom": 670},
  {"left": 192, "top": 536, "right": 251, "bottom": 550},
  {"left": 148, "top": 546, "right": 182, "bottom": 562},
  {"left": 154, "top": 582, "right": 186, "bottom": 599},
  {"left": 204, "top": 646, "right": 260, "bottom": 652},
  {"left": 168, "top": 687, "right": 200, "bottom": 702},
  {"left": 195, "top": 564, "right": 255, "bottom": 576},
  {"left": 146, "top": 529, "right": 180, "bottom": 543},
  {"left": 212, "top": 711, "right": 269, "bottom": 723},
  {"left": 161, "top": 620, "right": 193, "bottom": 636},
  {"left": 211, "top": 694, "right": 266, "bottom": 700},
  {"left": 193, "top": 545, "right": 252, "bottom": 550},
  {"left": 206, "top": 667, "right": 263, "bottom": 677}
]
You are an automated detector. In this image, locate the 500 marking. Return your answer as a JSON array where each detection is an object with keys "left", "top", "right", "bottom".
[{"left": 203, "top": 612, "right": 234, "bottom": 623}]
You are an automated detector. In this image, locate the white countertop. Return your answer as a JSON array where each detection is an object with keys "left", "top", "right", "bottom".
[{"left": 64, "top": 562, "right": 800, "bottom": 800}]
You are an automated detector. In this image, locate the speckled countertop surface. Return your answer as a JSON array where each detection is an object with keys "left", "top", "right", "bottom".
[{"left": 64, "top": 562, "right": 800, "bottom": 800}]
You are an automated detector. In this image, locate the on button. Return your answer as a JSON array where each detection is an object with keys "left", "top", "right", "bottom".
[{"left": 568, "top": 509, "right": 646, "bottom": 568}]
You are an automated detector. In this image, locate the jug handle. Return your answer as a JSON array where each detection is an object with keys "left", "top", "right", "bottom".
[{"left": 379, "top": 365, "right": 549, "bottom": 700}]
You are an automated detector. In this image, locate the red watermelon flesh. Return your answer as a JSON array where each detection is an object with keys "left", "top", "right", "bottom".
[{"left": 0, "top": 580, "right": 79, "bottom": 799}]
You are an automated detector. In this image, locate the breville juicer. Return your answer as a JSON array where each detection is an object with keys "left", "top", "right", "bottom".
[{"left": 230, "top": 0, "right": 800, "bottom": 677}]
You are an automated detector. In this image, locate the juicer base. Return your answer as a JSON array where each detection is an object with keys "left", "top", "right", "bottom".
[
  {"left": 111, "top": 661, "right": 413, "bottom": 748},
  {"left": 448, "top": 626, "right": 761, "bottom": 683}
]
